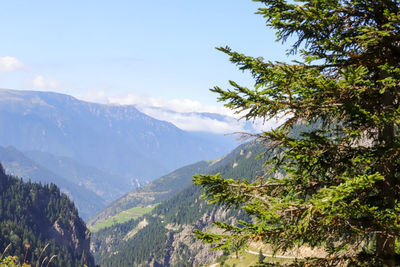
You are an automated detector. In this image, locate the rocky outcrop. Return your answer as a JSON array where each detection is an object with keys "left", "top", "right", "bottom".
[
  {"left": 157, "top": 206, "right": 231, "bottom": 267},
  {"left": 51, "top": 217, "right": 91, "bottom": 255}
]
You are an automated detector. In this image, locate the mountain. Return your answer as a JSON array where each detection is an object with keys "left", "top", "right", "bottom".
[
  {"left": 0, "top": 164, "right": 95, "bottom": 266},
  {"left": 0, "top": 89, "right": 236, "bottom": 186},
  {"left": 91, "top": 141, "right": 266, "bottom": 266},
  {"left": 0, "top": 145, "right": 105, "bottom": 220},
  {"left": 23, "top": 150, "right": 129, "bottom": 204}
]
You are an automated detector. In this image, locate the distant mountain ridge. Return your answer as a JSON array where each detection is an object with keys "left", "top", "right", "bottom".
[
  {"left": 0, "top": 88, "right": 236, "bottom": 198},
  {"left": 23, "top": 149, "right": 129, "bottom": 203},
  {"left": 0, "top": 145, "right": 106, "bottom": 220},
  {"left": 88, "top": 141, "right": 264, "bottom": 228}
]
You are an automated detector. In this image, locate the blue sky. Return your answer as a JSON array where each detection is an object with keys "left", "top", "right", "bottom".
[{"left": 0, "top": 0, "right": 291, "bottom": 131}]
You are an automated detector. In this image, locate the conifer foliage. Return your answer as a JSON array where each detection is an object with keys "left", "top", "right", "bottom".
[{"left": 194, "top": 0, "right": 400, "bottom": 265}]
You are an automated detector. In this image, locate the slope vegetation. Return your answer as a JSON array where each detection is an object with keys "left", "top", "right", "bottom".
[
  {"left": 0, "top": 145, "right": 105, "bottom": 220},
  {"left": 91, "top": 142, "right": 265, "bottom": 266},
  {"left": 0, "top": 164, "right": 95, "bottom": 266},
  {"left": 88, "top": 160, "right": 210, "bottom": 227}
]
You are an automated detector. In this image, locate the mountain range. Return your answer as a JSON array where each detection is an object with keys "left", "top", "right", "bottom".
[
  {"left": 0, "top": 88, "right": 235, "bottom": 180},
  {"left": 0, "top": 88, "right": 238, "bottom": 219}
]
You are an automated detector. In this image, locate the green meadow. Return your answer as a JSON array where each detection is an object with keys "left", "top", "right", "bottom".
[{"left": 89, "top": 205, "right": 155, "bottom": 232}]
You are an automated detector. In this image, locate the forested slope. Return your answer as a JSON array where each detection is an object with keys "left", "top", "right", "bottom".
[
  {"left": 91, "top": 141, "right": 265, "bottom": 266},
  {"left": 0, "top": 145, "right": 106, "bottom": 220},
  {"left": 0, "top": 164, "right": 95, "bottom": 266}
]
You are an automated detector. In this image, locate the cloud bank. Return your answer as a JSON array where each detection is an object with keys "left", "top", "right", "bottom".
[
  {"left": 32, "top": 75, "right": 59, "bottom": 90},
  {"left": 105, "top": 93, "right": 279, "bottom": 134},
  {"left": 0, "top": 56, "right": 24, "bottom": 72},
  {"left": 106, "top": 93, "right": 246, "bottom": 133},
  {"left": 138, "top": 106, "right": 246, "bottom": 133}
]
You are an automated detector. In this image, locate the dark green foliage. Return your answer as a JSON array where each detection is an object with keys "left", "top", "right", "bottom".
[
  {"left": 194, "top": 0, "right": 400, "bottom": 266},
  {"left": 0, "top": 164, "right": 95, "bottom": 267},
  {"left": 96, "top": 216, "right": 168, "bottom": 267}
]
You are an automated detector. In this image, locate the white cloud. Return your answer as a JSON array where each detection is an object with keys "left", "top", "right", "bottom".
[
  {"left": 32, "top": 75, "right": 58, "bottom": 90},
  {"left": 107, "top": 93, "right": 281, "bottom": 134},
  {"left": 137, "top": 106, "right": 244, "bottom": 133},
  {"left": 76, "top": 90, "right": 281, "bottom": 134},
  {"left": 76, "top": 89, "right": 111, "bottom": 104},
  {"left": 108, "top": 93, "right": 234, "bottom": 116},
  {"left": 0, "top": 56, "right": 24, "bottom": 72}
]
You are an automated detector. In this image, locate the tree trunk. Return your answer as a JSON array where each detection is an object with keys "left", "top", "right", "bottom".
[
  {"left": 376, "top": 90, "right": 396, "bottom": 266},
  {"left": 376, "top": 233, "right": 395, "bottom": 266}
]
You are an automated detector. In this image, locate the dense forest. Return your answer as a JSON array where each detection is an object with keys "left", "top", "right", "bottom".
[
  {"left": 91, "top": 142, "right": 266, "bottom": 266},
  {"left": 0, "top": 164, "right": 95, "bottom": 267}
]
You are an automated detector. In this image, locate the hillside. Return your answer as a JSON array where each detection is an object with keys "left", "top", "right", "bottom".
[
  {"left": 91, "top": 141, "right": 266, "bottom": 266},
  {"left": 88, "top": 160, "right": 210, "bottom": 227},
  {"left": 0, "top": 145, "right": 105, "bottom": 220},
  {"left": 23, "top": 150, "right": 128, "bottom": 204},
  {"left": 0, "top": 164, "right": 95, "bottom": 266}
]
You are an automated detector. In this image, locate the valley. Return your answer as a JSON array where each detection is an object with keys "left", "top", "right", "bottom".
[
  {"left": 90, "top": 142, "right": 266, "bottom": 266},
  {"left": 0, "top": 88, "right": 237, "bottom": 220},
  {"left": 1, "top": 0, "right": 397, "bottom": 265},
  {"left": 0, "top": 88, "right": 248, "bottom": 266}
]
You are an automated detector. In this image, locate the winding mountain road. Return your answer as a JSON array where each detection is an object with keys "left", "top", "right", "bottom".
[{"left": 247, "top": 250, "right": 300, "bottom": 259}]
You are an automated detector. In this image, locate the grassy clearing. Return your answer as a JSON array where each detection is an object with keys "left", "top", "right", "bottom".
[
  {"left": 207, "top": 253, "right": 294, "bottom": 267},
  {"left": 222, "top": 253, "right": 294, "bottom": 267},
  {"left": 89, "top": 205, "right": 155, "bottom": 232}
]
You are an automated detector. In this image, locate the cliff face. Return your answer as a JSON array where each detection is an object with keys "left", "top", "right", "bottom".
[
  {"left": 166, "top": 206, "right": 229, "bottom": 266},
  {"left": 50, "top": 216, "right": 91, "bottom": 256},
  {"left": 91, "top": 200, "right": 241, "bottom": 266},
  {"left": 0, "top": 164, "right": 95, "bottom": 267}
]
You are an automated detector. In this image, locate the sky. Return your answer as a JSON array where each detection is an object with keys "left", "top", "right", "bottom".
[{"left": 0, "top": 0, "right": 291, "bottom": 133}]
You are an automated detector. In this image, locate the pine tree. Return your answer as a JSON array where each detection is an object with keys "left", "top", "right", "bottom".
[{"left": 193, "top": 0, "right": 400, "bottom": 265}]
